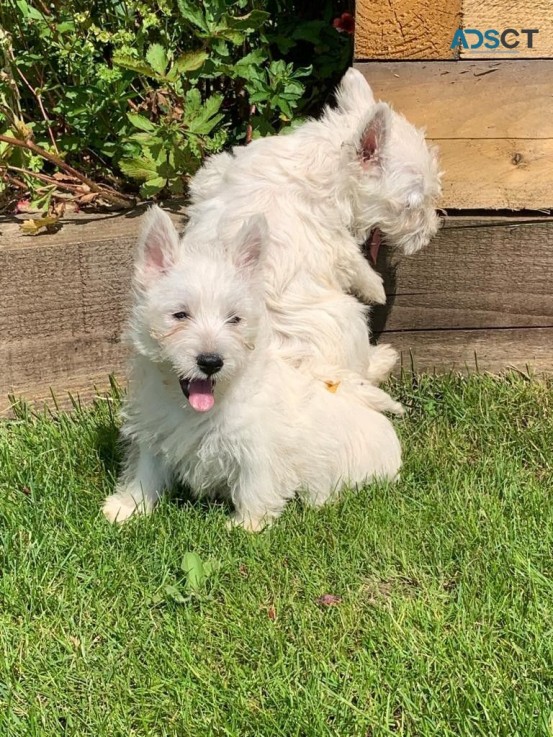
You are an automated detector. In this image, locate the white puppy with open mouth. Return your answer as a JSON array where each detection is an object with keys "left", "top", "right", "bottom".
[{"left": 102, "top": 208, "right": 401, "bottom": 530}]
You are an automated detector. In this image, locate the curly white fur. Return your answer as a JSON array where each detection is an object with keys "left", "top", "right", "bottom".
[
  {"left": 187, "top": 68, "right": 441, "bottom": 384},
  {"left": 103, "top": 209, "right": 401, "bottom": 530}
]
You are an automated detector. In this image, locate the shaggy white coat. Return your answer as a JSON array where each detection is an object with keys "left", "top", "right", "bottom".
[
  {"left": 187, "top": 68, "right": 441, "bottom": 384},
  {"left": 103, "top": 209, "right": 401, "bottom": 530}
]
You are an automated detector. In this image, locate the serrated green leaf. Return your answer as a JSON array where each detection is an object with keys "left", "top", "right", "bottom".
[
  {"left": 218, "top": 29, "right": 245, "bottom": 45},
  {"left": 127, "top": 112, "right": 157, "bottom": 132},
  {"left": 184, "top": 88, "right": 202, "bottom": 115},
  {"left": 168, "top": 178, "right": 185, "bottom": 195},
  {"left": 128, "top": 132, "right": 160, "bottom": 146},
  {"left": 176, "top": 0, "right": 207, "bottom": 31},
  {"left": 112, "top": 52, "right": 155, "bottom": 77},
  {"left": 146, "top": 43, "right": 168, "bottom": 77},
  {"left": 140, "top": 177, "right": 166, "bottom": 197},
  {"left": 233, "top": 49, "right": 266, "bottom": 70},
  {"left": 172, "top": 50, "right": 209, "bottom": 75},
  {"left": 56, "top": 21, "right": 75, "bottom": 34},
  {"left": 118, "top": 156, "right": 158, "bottom": 181},
  {"left": 185, "top": 93, "right": 224, "bottom": 135}
]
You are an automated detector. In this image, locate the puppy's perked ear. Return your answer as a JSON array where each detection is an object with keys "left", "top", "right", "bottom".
[
  {"left": 233, "top": 214, "right": 267, "bottom": 274},
  {"left": 135, "top": 206, "right": 180, "bottom": 286},
  {"left": 356, "top": 103, "right": 392, "bottom": 169},
  {"left": 335, "top": 67, "right": 375, "bottom": 113}
]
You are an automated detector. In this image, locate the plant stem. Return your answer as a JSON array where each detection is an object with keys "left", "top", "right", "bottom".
[
  {"left": 0, "top": 134, "right": 134, "bottom": 208},
  {"left": 6, "top": 165, "right": 82, "bottom": 192}
]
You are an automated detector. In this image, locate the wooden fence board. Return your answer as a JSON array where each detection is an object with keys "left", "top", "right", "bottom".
[
  {"left": 355, "top": 61, "right": 553, "bottom": 139},
  {"left": 388, "top": 328, "right": 553, "bottom": 373}
]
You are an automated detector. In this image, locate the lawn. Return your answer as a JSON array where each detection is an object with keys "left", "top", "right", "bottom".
[{"left": 0, "top": 373, "right": 552, "bottom": 737}]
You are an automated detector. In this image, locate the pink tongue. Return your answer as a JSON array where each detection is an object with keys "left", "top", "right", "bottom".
[
  {"left": 187, "top": 379, "right": 215, "bottom": 412},
  {"left": 369, "top": 229, "right": 382, "bottom": 265}
]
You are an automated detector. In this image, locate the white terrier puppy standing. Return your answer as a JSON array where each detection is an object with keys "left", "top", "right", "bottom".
[
  {"left": 188, "top": 68, "right": 441, "bottom": 384},
  {"left": 102, "top": 208, "right": 401, "bottom": 530}
]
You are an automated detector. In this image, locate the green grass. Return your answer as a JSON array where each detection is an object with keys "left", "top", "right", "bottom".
[{"left": 1, "top": 373, "right": 552, "bottom": 737}]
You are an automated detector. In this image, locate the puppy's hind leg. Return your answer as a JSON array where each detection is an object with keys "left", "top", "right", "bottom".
[{"left": 103, "top": 442, "right": 170, "bottom": 524}]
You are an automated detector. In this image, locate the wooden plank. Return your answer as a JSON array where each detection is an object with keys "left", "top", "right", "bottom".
[
  {"left": 2, "top": 335, "right": 129, "bottom": 415},
  {"left": 354, "top": 61, "right": 553, "bottom": 139},
  {"left": 1, "top": 213, "right": 552, "bottom": 414},
  {"left": 387, "top": 328, "right": 553, "bottom": 374},
  {"left": 354, "top": 60, "right": 553, "bottom": 210},
  {"left": 374, "top": 215, "right": 553, "bottom": 331},
  {"left": 355, "top": 0, "right": 553, "bottom": 60},
  {"left": 437, "top": 139, "right": 553, "bottom": 210},
  {"left": 381, "top": 292, "right": 553, "bottom": 331},
  {"left": 461, "top": 1, "right": 553, "bottom": 60},
  {"left": 355, "top": 0, "right": 462, "bottom": 60}
]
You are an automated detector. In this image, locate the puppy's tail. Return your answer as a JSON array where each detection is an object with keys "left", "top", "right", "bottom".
[
  {"left": 339, "top": 379, "right": 404, "bottom": 416},
  {"left": 308, "top": 364, "right": 404, "bottom": 416},
  {"left": 366, "top": 343, "right": 399, "bottom": 385}
]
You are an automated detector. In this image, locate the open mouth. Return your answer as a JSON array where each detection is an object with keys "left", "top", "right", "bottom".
[
  {"left": 363, "top": 227, "right": 382, "bottom": 265},
  {"left": 179, "top": 377, "right": 216, "bottom": 413}
]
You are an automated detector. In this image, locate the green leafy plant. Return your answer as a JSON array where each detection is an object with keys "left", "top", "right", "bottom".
[
  {"left": 153, "top": 551, "right": 219, "bottom": 606},
  {"left": 0, "top": 0, "right": 353, "bottom": 214}
]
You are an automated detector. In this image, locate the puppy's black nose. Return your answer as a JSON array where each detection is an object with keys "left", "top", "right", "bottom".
[{"left": 196, "top": 352, "right": 224, "bottom": 376}]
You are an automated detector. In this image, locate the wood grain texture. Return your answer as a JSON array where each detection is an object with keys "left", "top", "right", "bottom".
[
  {"left": 438, "top": 139, "right": 553, "bottom": 210},
  {"left": 355, "top": 0, "right": 553, "bottom": 60},
  {"left": 355, "top": 61, "right": 553, "bottom": 139},
  {"left": 1, "top": 213, "right": 552, "bottom": 413},
  {"left": 374, "top": 216, "right": 553, "bottom": 329},
  {"left": 373, "top": 216, "right": 553, "bottom": 372},
  {"left": 355, "top": 60, "right": 553, "bottom": 209},
  {"left": 355, "top": 0, "right": 462, "bottom": 60},
  {"left": 386, "top": 328, "right": 553, "bottom": 373},
  {"left": 461, "top": 0, "right": 553, "bottom": 59}
]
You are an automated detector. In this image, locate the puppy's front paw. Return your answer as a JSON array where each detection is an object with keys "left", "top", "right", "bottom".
[{"left": 102, "top": 492, "right": 150, "bottom": 524}]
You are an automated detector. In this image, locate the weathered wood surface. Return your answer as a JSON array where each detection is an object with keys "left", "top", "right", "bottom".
[
  {"left": 355, "top": 0, "right": 462, "bottom": 60},
  {"left": 0, "top": 212, "right": 551, "bottom": 413},
  {"left": 355, "top": 60, "right": 553, "bottom": 210},
  {"left": 373, "top": 216, "right": 553, "bottom": 372},
  {"left": 355, "top": 0, "right": 553, "bottom": 60},
  {"left": 460, "top": 0, "right": 553, "bottom": 60}
]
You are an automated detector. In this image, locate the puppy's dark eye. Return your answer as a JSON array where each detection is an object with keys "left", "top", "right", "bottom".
[
  {"left": 227, "top": 316, "right": 241, "bottom": 325},
  {"left": 172, "top": 311, "right": 190, "bottom": 320}
]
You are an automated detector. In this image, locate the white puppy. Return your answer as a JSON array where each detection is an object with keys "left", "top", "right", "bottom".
[
  {"left": 103, "top": 208, "right": 401, "bottom": 530},
  {"left": 187, "top": 68, "right": 441, "bottom": 385}
]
